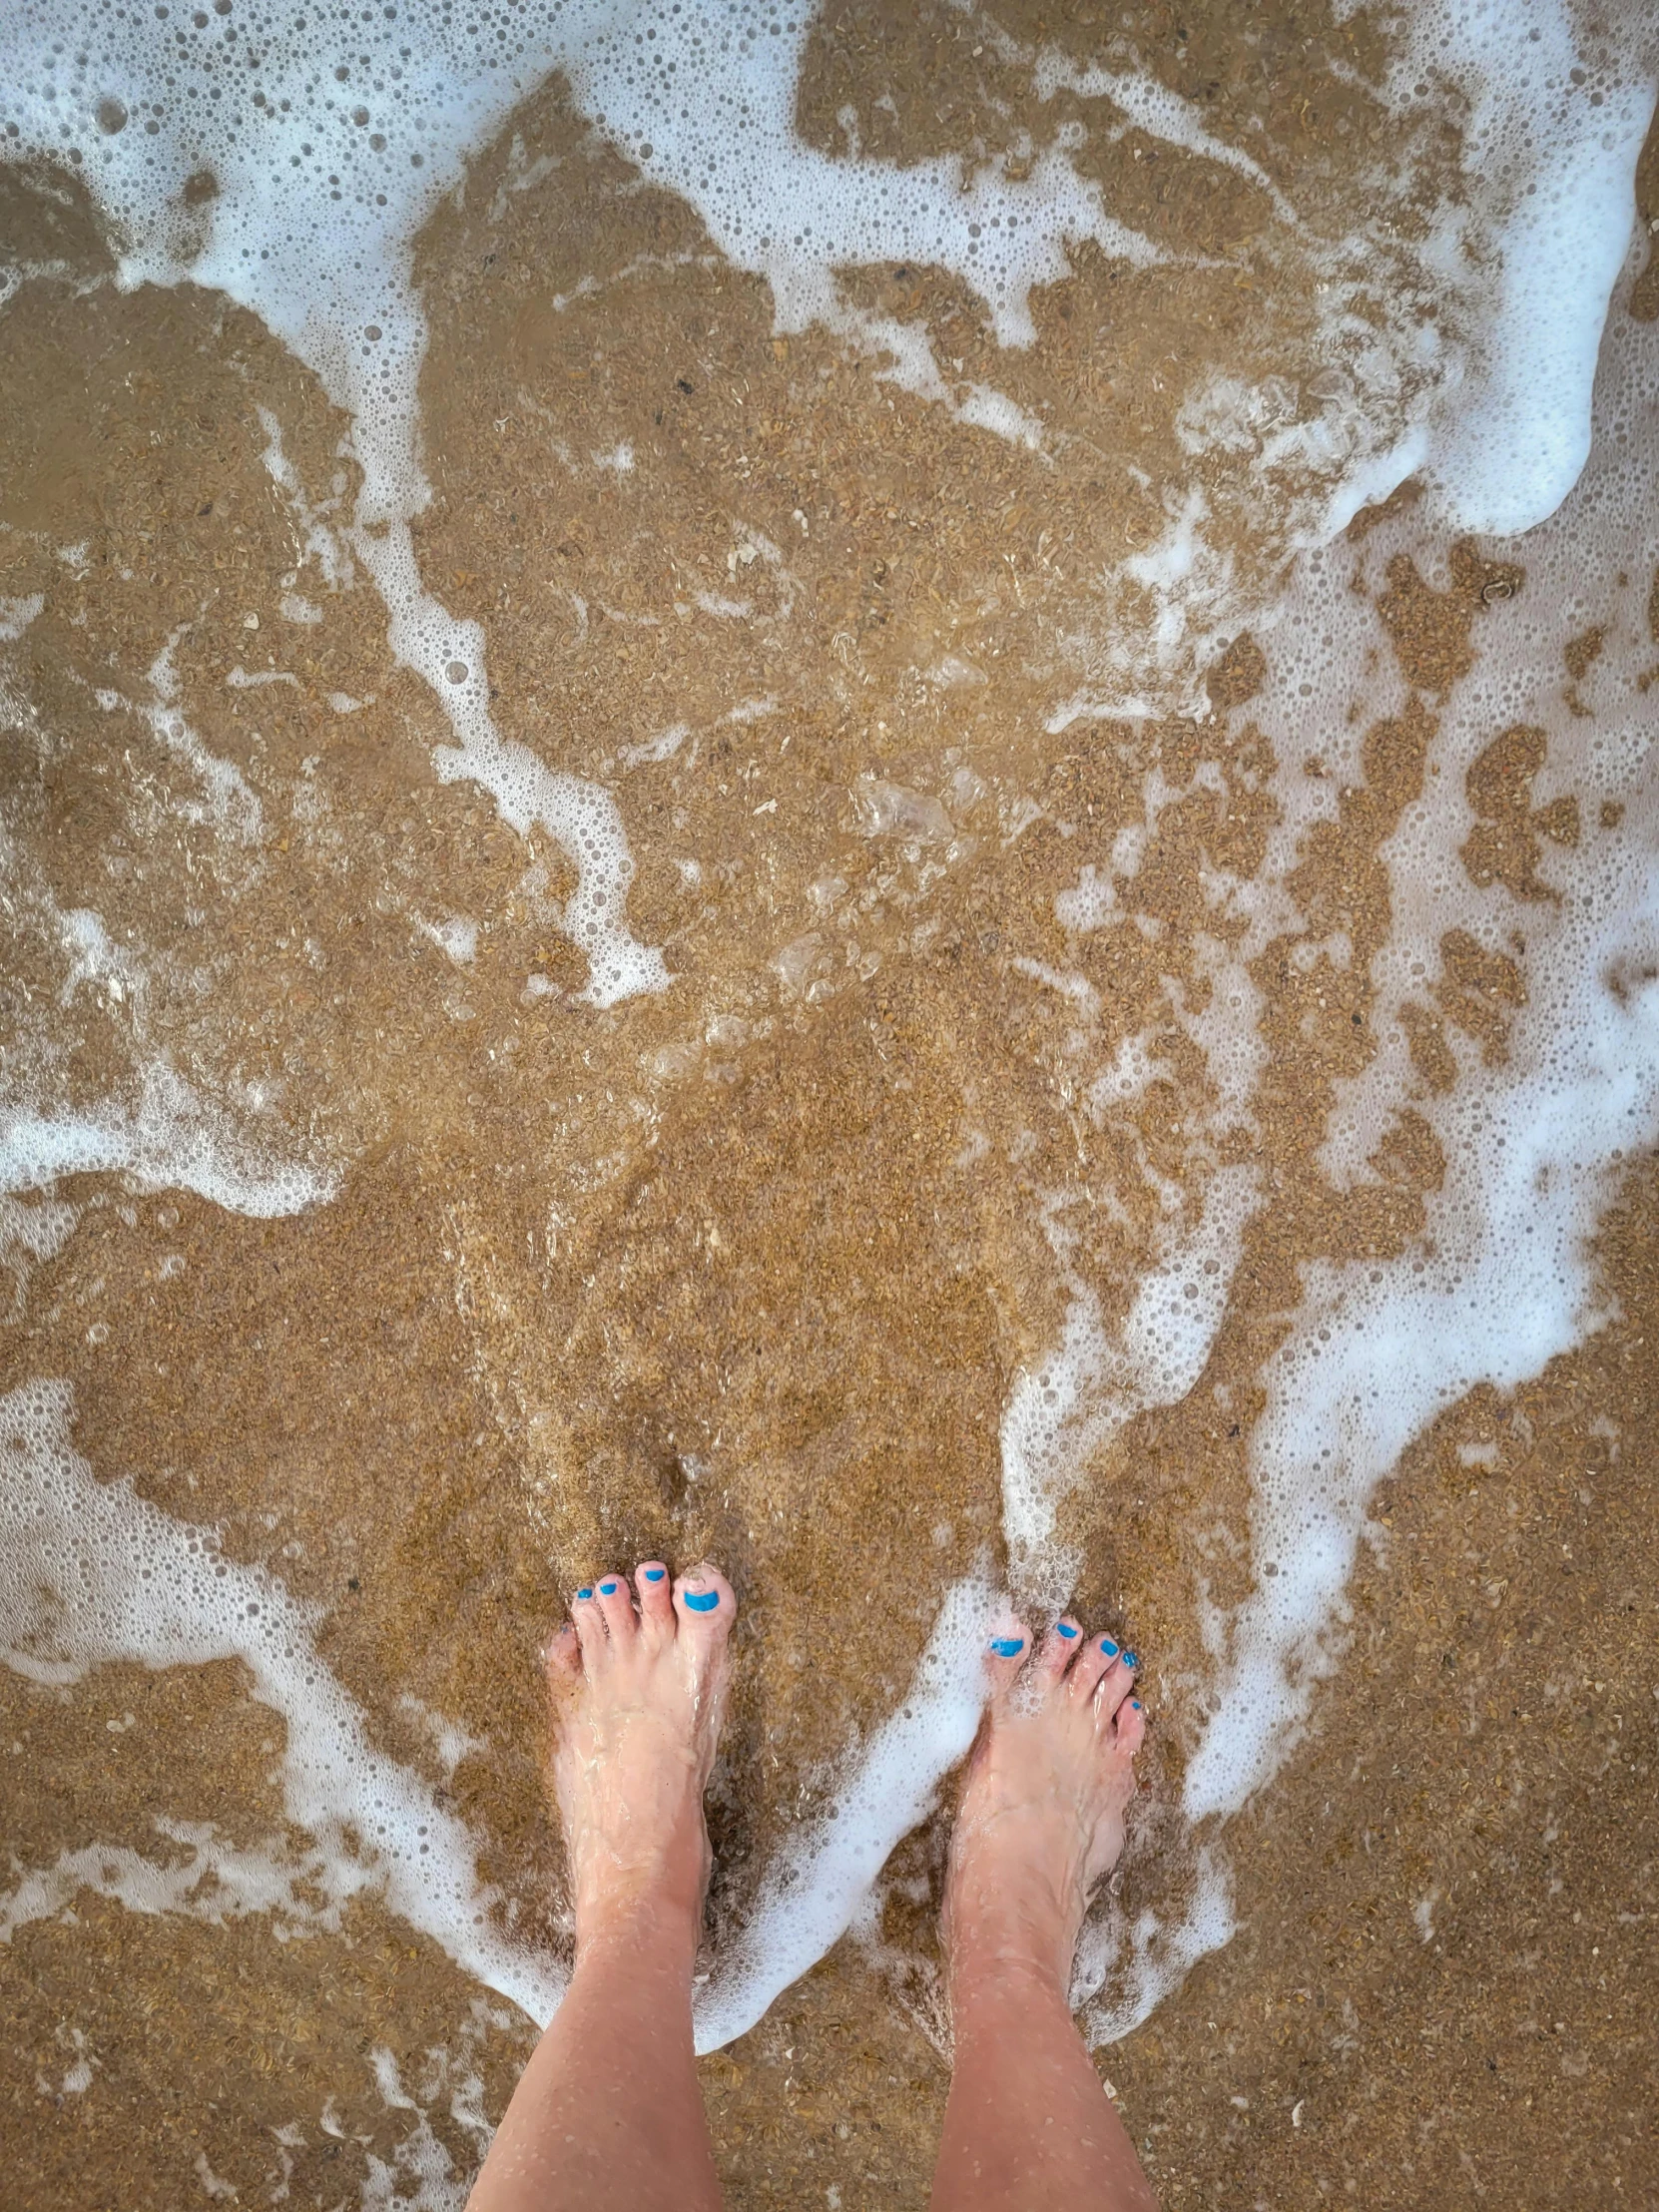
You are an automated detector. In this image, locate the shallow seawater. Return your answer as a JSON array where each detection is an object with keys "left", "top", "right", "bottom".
[{"left": 3, "top": 2, "right": 1659, "bottom": 2203}]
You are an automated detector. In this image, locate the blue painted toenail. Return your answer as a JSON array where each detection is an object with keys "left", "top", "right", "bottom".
[
  {"left": 989, "top": 1636, "right": 1024, "bottom": 1657},
  {"left": 576, "top": 1587, "right": 593, "bottom": 1601},
  {"left": 1099, "top": 1638, "right": 1119, "bottom": 1657},
  {"left": 1056, "top": 1622, "right": 1078, "bottom": 1639},
  {"left": 1123, "top": 1651, "right": 1139, "bottom": 1669},
  {"left": 684, "top": 1589, "right": 719, "bottom": 1612},
  {"left": 644, "top": 1567, "right": 667, "bottom": 1582},
  {"left": 599, "top": 1580, "right": 619, "bottom": 1594}
]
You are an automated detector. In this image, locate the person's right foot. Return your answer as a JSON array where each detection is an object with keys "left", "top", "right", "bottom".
[{"left": 942, "top": 1618, "right": 1145, "bottom": 1995}]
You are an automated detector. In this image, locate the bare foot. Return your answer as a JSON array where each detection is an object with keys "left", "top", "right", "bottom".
[
  {"left": 545, "top": 1559, "right": 736, "bottom": 1955},
  {"left": 943, "top": 1617, "right": 1146, "bottom": 1997}
]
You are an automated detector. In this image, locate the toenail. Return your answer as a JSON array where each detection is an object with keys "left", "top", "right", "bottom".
[
  {"left": 644, "top": 1567, "right": 667, "bottom": 1582},
  {"left": 576, "top": 1587, "right": 593, "bottom": 1601},
  {"left": 1099, "top": 1637, "right": 1119, "bottom": 1657},
  {"left": 684, "top": 1589, "right": 719, "bottom": 1612},
  {"left": 1123, "top": 1650, "right": 1139, "bottom": 1668},
  {"left": 989, "top": 1635, "right": 1024, "bottom": 1657},
  {"left": 599, "top": 1580, "right": 619, "bottom": 1594},
  {"left": 1056, "top": 1622, "right": 1078, "bottom": 1639}
]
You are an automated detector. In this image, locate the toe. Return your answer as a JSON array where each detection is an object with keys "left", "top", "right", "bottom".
[
  {"left": 1037, "top": 1617, "right": 1083, "bottom": 1685},
  {"left": 571, "top": 1584, "right": 608, "bottom": 1666},
  {"left": 1066, "top": 1630, "right": 1123, "bottom": 1707},
  {"left": 673, "top": 1560, "right": 736, "bottom": 1647},
  {"left": 635, "top": 1560, "right": 674, "bottom": 1637},
  {"left": 1111, "top": 1694, "right": 1147, "bottom": 1758},
  {"left": 1093, "top": 1650, "right": 1138, "bottom": 1729},
  {"left": 984, "top": 1619, "right": 1032, "bottom": 1699},
  {"left": 595, "top": 1572, "right": 637, "bottom": 1643},
  {"left": 545, "top": 1622, "right": 581, "bottom": 1685}
]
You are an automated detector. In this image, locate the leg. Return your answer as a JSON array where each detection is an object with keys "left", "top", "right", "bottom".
[
  {"left": 466, "top": 1561, "right": 736, "bottom": 2212},
  {"left": 931, "top": 1618, "right": 1158, "bottom": 2212}
]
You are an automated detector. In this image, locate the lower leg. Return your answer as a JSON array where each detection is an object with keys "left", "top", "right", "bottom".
[
  {"left": 467, "top": 1904, "right": 720, "bottom": 2212},
  {"left": 930, "top": 1621, "right": 1158, "bottom": 2212},
  {"left": 933, "top": 1947, "right": 1155, "bottom": 2211},
  {"left": 466, "top": 1561, "right": 736, "bottom": 2212}
]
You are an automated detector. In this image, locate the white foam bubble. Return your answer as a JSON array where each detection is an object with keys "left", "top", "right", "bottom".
[
  {"left": 0, "top": 593, "right": 45, "bottom": 642},
  {"left": 362, "top": 2044, "right": 485, "bottom": 2212},
  {"left": 1081, "top": 1843, "right": 1236, "bottom": 2048},
  {"left": 6, "top": 0, "right": 1648, "bottom": 930},
  {"left": 2, "top": 1827, "right": 328, "bottom": 1945},
  {"left": 1087, "top": 3, "right": 1656, "bottom": 705},
  {"left": 1187, "top": 846, "right": 1659, "bottom": 1818},
  {"left": 0, "top": 0, "right": 1187, "bottom": 995},
  {"left": 1384, "top": 4, "right": 1657, "bottom": 535},
  {"left": 417, "top": 915, "right": 479, "bottom": 967},
  {"left": 0, "top": 831, "right": 333, "bottom": 1219},
  {"left": 256, "top": 407, "right": 354, "bottom": 590},
  {"left": 1008, "top": 789, "right": 1274, "bottom": 1612},
  {"left": 1084, "top": 1030, "right": 1170, "bottom": 1114},
  {"left": 0, "top": 1059, "right": 331, "bottom": 1218},
  {"left": 1001, "top": 229, "right": 1656, "bottom": 2042},
  {"left": 1003, "top": 192, "right": 1659, "bottom": 2034}
]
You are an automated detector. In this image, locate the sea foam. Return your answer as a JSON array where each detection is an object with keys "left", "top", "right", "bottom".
[
  {"left": 1178, "top": 268, "right": 1659, "bottom": 1832},
  {"left": 1057, "top": 240, "right": 1659, "bottom": 2039},
  {"left": 0, "top": 1372, "right": 1004, "bottom": 2052},
  {"left": 0, "top": 1378, "right": 564, "bottom": 2023},
  {"left": 1, "top": 0, "right": 1656, "bottom": 2077},
  {"left": 5, "top": 1, "right": 1647, "bottom": 980},
  {"left": 0, "top": 861, "right": 337, "bottom": 1220}
]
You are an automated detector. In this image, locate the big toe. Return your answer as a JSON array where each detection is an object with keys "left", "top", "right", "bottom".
[
  {"left": 673, "top": 1561, "right": 736, "bottom": 1660},
  {"left": 984, "top": 1620, "right": 1033, "bottom": 1698}
]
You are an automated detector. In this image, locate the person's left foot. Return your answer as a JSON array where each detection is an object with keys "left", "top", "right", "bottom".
[{"left": 545, "top": 1560, "right": 736, "bottom": 1950}]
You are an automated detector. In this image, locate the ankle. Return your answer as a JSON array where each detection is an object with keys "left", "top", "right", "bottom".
[
  {"left": 568, "top": 1800, "right": 712, "bottom": 1951},
  {"left": 573, "top": 1892, "right": 703, "bottom": 1978},
  {"left": 945, "top": 1895, "right": 1078, "bottom": 2008},
  {"left": 948, "top": 1941, "right": 1076, "bottom": 2035}
]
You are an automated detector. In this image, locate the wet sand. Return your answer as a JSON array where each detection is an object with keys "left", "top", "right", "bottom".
[{"left": 3, "top": 6, "right": 1658, "bottom": 2204}]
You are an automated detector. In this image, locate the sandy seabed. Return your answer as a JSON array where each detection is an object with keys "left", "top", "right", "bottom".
[{"left": 3, "top": 2, "right": 1659, "bottom": 2203}]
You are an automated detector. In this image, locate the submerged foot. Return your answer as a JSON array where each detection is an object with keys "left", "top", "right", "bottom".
[
  {"left": 943, "top": 1618, "right": 1145, "bottom": 1996},
  {"left": 546, "top": 1559, "right": 735, "bottom": 1952}
]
